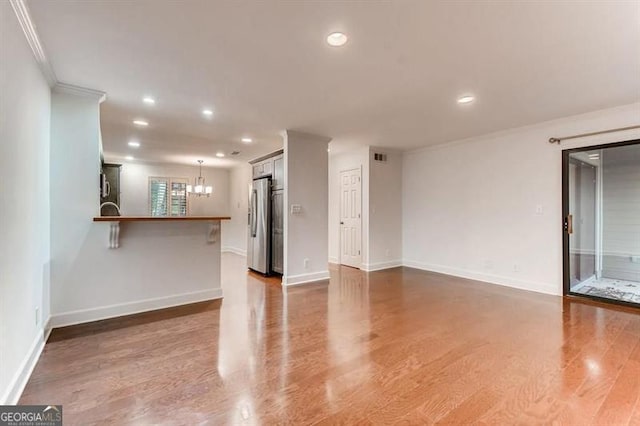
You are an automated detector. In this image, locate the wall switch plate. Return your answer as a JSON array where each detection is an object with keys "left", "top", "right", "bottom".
[
  {"left": 303, "top": 258, "right": 309, "bottom": 269},
  {"left": 535, "top": 205, "right": 543, "bottom": 215},
  {"left": 290, "top": 204, "right": 302, "bottom": 215},
  {"left": 35, "top": 307, "right": 39, "bottom": 326}
]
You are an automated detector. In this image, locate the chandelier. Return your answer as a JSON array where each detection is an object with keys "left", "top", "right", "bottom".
[{"left": 187, "top": 160, "right": 213, "bottom": 197}]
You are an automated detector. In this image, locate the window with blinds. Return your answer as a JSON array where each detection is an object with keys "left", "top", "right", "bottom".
[{"left": 149, "top": 177, "right": 188, "bottom": 216}]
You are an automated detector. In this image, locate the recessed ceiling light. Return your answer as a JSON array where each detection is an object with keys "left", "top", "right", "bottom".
[
  {"left": 128, "top": 141, "right": 140, "bottom": 148},
  {"left": 142, "top": 96, "right": 155, "bottom": 105},
  {"left": 216, "top": 152, "right": 225, "bottom": 158},
  {"left": 241, "top": 137, "right": 252, "bottom": 143},
  {"left": 327, "top": 32, "right": 348, "bottom": 47},
  {"left": 133, "top": 120, "right": 148, "bottom": 126},
  {"left": 125, "top": 155, "right": 134, "bottom": 161},
  {"left": 202, "top": 109, "right": 213, "bottom": 117},
  {"left": 457, "top": 95, "right": 475, "bottom": 104}
]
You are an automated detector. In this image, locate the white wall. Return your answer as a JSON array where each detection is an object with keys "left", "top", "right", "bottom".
[
  {"left": 50, "top": 90, "right": 103, "bottom": 316},
  {"left": 222, "top": 164, "right": 251, "bottom": 255},
  {"left": 328, "top": 146, "right": 369, "bottom": 265},
  {"left": 403, "top": 103, "right": 640, "bottom": 296},
  {"left": 368, "top": 148, "right": 403, "bottom": 270},
  {"left": 328, "top": 146, "right": 402, "bottom": 271},
  {"left": 116, "top": 161, "right": 230, "bottom": 216},
  {"left": 0, "top": 1, "right": 51, "bottom": 403},
  {"left": 284, "top": 130, "right": 331, "bottom": 285}
]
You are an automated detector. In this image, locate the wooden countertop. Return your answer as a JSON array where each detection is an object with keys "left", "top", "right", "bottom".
[{"left": 93, "top": 216, "right": 231, "bottom": 222}]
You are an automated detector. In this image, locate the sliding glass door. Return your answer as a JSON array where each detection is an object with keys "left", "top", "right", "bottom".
[{"left": 563, "top": 140, "right": 640, "bottom": 307}]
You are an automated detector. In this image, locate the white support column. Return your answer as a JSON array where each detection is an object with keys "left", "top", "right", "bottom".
[
  {"left": 282, "top": 130, "right": 331, "bottom": 286},
  {"left": 595, "top": 149, "right": 604, "bottom": 278}
]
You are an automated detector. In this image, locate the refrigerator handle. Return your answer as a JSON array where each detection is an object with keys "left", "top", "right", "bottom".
[{"left": 251, "top": 189, "right": 258, "bottom": 237}]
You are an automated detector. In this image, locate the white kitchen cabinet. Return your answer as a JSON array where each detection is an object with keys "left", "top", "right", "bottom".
[
  {"left": 250, "top": 150, "right": 283, "bottom": 180},
  {"left": 272, "top": 154, "right": 284, "bottom": 190}
]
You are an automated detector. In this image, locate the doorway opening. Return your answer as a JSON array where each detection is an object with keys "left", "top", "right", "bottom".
[
  {"left": 563, "top": 139, "right": 640, "bottom": 307},
  {"left": 340, "top": 168, "right": 362, "bottom": 269}
]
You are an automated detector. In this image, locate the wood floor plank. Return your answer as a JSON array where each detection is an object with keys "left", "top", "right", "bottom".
[
  {"left": 476, "top": 309, "right": 635, "bottom": 425},
  {"left": 18, "top": 253, "right": 640, "bottom": 425},
  {"left": 553, "top": 324, "right": 640, "bottom": 425},
  {"left": 592, "top": 340, "right": 640, "bottom": 425}
]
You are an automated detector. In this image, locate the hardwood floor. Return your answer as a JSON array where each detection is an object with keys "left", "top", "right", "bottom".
[{"left": 20, "top": 253, "right": 640, "bottom": 425}]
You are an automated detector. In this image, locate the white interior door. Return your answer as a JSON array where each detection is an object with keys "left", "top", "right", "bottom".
[{"left": 340, "top": 168, "right": 362, "bottom": 268}]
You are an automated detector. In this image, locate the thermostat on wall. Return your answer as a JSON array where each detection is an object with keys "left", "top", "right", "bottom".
[{"left": 290, "top": 204, "right": 302, "bottom": 215}]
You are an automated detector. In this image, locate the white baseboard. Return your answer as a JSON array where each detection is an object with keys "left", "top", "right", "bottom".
[
  {"left": 283, "top": 270, "right": 330, "bottom": 286},
  {"left": 362, "top": 260, "right": 403, "bottom": 272},
  {"left": 222, "top": 246, "right": 247, "bottom": 256},
  {"left": 50, "top": 288, "right": 224, "bottom": 329},
  {"left": 403, "top": 259, "right": 559, "bottom": 296},
  {"left": 1, "top": 326, "right": 48, "bottom": 405},
  {"left": 328, "top": 256, "right": 339, "bottom": 264}
]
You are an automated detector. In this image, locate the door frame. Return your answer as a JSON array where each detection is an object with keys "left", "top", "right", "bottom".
[
  {"left": 339, "top": 167, "right": 363, "bottom": 269},
  {"left": 562, "top": 138, "right": 640, "bottom": 308}
]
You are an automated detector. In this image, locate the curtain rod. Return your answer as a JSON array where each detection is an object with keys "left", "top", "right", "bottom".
[{"left": 548, "top": 125, "right": 640, "bottom": 144}]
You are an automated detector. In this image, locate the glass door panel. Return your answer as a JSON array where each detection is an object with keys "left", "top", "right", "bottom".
[
  {"left": 568, "top": 156, "right": 597, "bottom": 288},
  {"left": 564, "top": 142, "right": 640, "bottom": 306}
]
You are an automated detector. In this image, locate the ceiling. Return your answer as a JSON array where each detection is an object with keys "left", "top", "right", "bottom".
[{"left": 28, "top": 0, "right": 640, "bottom": 167}]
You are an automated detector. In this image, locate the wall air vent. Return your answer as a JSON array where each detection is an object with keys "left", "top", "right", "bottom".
[
  {"left": 374, "top": 153, "right": 387, "bottom": 162},
  {"left": 231, "top": 151, "right": 240, "bottom": 156}
]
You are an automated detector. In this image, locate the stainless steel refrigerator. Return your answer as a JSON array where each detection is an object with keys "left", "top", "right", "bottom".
[{"left": 248, "top": 177, "right": 272, "bottom": 274}]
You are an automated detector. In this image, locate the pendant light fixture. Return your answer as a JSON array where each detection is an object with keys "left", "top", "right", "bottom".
[{"left": 187, "top": 160, "right": 213, "bottom": 197}]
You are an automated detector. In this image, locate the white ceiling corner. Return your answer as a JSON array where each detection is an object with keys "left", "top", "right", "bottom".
[
  {"left": 9, "top": 0, "right": 56, "bottom": 86},
  {"left": 10, "top": 0, "right": 109, "bottom": 103},
  {"left": 53, "top": 83, "right": 107, "bottom": 103}
]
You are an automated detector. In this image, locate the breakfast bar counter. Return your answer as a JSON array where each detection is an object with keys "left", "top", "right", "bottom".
[
  {"left": 93, "top": 216, "right": 230, "bottom": 249},
  {"left": 93, "top": 216, "right": 231, "bottom": 222},
  {"left": 51, "top": 215, "right": 233, "bottom": 327}
]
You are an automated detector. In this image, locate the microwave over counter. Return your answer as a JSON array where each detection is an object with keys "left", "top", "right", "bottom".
[{"left": 100, "top": 172, "right": 110, "bottom": 198}]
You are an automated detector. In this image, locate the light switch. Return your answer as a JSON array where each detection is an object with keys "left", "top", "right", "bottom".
[{"left": 290, "top": 204, "right": 302, "bottom": 215}]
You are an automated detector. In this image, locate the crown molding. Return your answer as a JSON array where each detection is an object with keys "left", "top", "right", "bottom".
[
  {"left": 10, "top": 0, "right": 107, "bottom": 103},
  {"left": 53, "top": 83, "right": 107, "bottom": 103},
  {"left": 281, "top": 129, "right": 332, "bottom": 144},
  {"left": 9, "top": 0, "right": 57, "bottom": 86}
]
